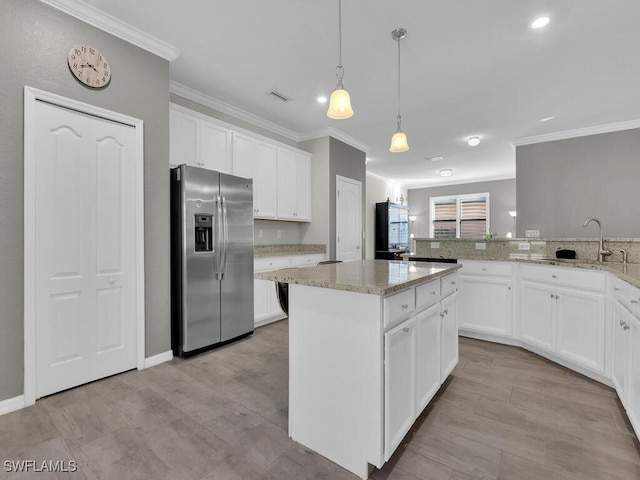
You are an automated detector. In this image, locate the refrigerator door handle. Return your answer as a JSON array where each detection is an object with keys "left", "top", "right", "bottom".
[
  {"left": 221, "top": 195, "right": 229, "bottom": 280},
  {"left": 214, "top": 194, "right": 224, "bottom": 280}
]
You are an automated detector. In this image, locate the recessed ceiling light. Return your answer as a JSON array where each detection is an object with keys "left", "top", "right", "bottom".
[
  {"left": 426, "top": 156, "right": 444, "bottom": 162},
  {"left": 317, "top": 96, "right": 328, "bottom": 104},
  {"left": 467, "top": 136, "right": 480, "bottom": 147},
  {"left": 439, "top": 168, "right": 453, "bottom": 177},
  {"left": 530, "top": 16, "right": 550, "bottom": 29},
  {"left": 539, "top": 116, "right": 555, "bottom": 122}
]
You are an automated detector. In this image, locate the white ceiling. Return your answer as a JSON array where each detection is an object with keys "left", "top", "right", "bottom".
[{"left": 79, "top": 0, "right": 640, "bottom": 188}]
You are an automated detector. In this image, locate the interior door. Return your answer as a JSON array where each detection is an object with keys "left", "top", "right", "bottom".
[
  {"left": 336, "top": 176, "right": 362, "bottom": 261},
  {"left": 34, "top": 100, "right": 138, "bottom": 397}
]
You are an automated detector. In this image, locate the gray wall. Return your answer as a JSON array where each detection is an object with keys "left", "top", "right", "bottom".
[
  {"left": 0, "top": 1, "right": 170, "bottom": 401},
  {"left": 408, "top": 179, "right": 517, "bottom": 239},
  {"left": 516, "top": 128, "right": 640, "bottom": 238},
  {"left": 329, "top": 138, "right": 367, "bottom": 259},
  {"left": 299, "top": 137, "right": 331, "bottom": 249}
]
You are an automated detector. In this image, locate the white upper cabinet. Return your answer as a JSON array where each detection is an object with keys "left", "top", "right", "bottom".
[
  {"left": 277, "top": 147, "right": 311, "bottom": 222},
  {"left": 171, "top": 104, "right": 312, "bottom": 222},
  {"left": 169, "top": 105, "right": 231, "bottom": 172},
  {"left": 232, "top": 133, "right": 278, "bottom": 219}
]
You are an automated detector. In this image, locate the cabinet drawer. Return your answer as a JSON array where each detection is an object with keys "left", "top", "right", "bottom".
[
  {"left": 460, "top": 261, "right": 512, "bottom": 276},
  {"left": 441, "top": 273, "right": 459, "bottom": 298},
  {"left": 520, "top": 264, "right": 605, "bottom": 292},
  {"left": 290, "top": 253, "right": 326, "bottom": 267},
  {"left": 384, "top": 288, "right": 415, "bottom": 330},
  {"left": 254, "top": 256, "right": 291, "bottom": 272},
  {"left": 416, "top": 280, "right": 440, "bottom": 311}
]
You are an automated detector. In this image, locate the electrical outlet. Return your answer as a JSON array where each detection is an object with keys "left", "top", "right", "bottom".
[
  {"left": 525, "top": 229, "right": 540, "bottom": 238},
  {"left": 431, "top": 242, "right": 440, "bottom": 249},
  {"left": 276, "top": 229, "right": 282, "bottom": 239},
  {"left": 475, "top": 242, "right": 487, "bottom": 250},
  {"left": 259, "top": 229, "right": 263, "bottom": 239},
  {"left": 518, "top": 242, "right": 531, "bottom": 251}
]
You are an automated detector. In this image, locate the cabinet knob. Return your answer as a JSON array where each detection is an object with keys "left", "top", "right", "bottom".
[
  {"left": 451, "top": 281, "right": 456, "bottom": 285},
  {"left": 620, "top": 320, "right": 625, "bottom": 326},
  {"left": 550, "top": 293, "right": 555, "bottom": 299},
  {"left": 401, "top": 304, "right": 409, "bottom": 309},
  {"left": 614, "top": 287, "right": 621, "bottom": 291},
  {"left": 440, "top": 313, "right": 445, "bottom": 318},
  {"left": 431, "top": 291, "right": 436, "bottom": 295},
  {"left": 444, "top": 309, "right": 449, "bottom": 315},
  {"left": 508, "top": 286, "right": 511, "bottom": 291},
  {"left": 552, "top": 274, "right": 558, "bottom": 279},
  {"left": 482, "top": 268, "right": 487, "bottom": 271},
  {"left": 555, "top": 295, "right": 560, "bottom": 300},
  {"left": 403, "top": 327, "right": 410, "bottom": 333},
  {"left": 631, "top": 299, "right": 638, "bottom": 304},
  {"left": 624, "top": 325, "right": 631, "bottom": 331}
]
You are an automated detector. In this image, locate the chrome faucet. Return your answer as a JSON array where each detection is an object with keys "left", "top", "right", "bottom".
[
  {"left": 620, "top": 248, "right": 629, "bottom": 274},
  {"left": 582, "top": 217, "right": 612, "bottom": 262}
]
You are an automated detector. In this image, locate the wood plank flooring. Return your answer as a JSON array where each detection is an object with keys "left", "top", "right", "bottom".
[{"left": 1, "top": 320, "right": 639, "bottom": 479}]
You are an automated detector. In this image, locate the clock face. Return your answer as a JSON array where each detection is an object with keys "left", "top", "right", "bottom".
[{"left": 67, "top": 44, "right": 111, "bottom": 88}]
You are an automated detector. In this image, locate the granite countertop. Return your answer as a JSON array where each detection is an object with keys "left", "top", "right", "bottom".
[
  {"left": 254, "top": 244, "right": 326, "bottom": 257},
  {"left": 255, "top": 260, "right": 461, "bottom": 296}
]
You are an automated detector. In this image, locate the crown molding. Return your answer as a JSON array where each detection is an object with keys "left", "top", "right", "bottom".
[
  {"left": 513, "top": 119, "right": 640, "bottom": 147},
  {"left": 40, "top": 0, "right": 179, "bottom": 61},
  {"left": 170, "top": 82, "right": 301, "bottom": 141},
  {"left": 298, "top": 127, "right": 370, "bottom": 153}
]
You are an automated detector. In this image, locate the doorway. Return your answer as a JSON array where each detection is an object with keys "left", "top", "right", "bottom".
[
  {"left": 23, "top": 87, "right": 145, "bottom": 404},
  {"left": 336, "top": 175, "right": 363, "bottom": 261}
]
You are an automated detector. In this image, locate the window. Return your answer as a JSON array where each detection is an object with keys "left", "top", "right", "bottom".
[{"left": 430, "top": 193, "right": 490, "bottom": 238}]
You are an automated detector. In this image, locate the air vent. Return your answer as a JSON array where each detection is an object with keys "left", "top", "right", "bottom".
[
  {"left": 268, "top": 90, "right": 291, "bottom": 102},
  {"left": 426, "top": 156, "right": 445, "bottom": 162}
]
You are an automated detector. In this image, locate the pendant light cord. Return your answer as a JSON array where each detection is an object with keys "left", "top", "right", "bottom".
[{"left": 335, "top": 0, "right": 344, "bottom": 87}]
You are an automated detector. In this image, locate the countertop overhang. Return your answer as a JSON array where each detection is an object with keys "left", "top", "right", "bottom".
[{"left": 254, "top": 259, "right": 461, "bottom": 296}]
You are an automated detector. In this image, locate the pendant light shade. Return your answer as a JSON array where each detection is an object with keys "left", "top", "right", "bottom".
[
  {"left": 327, "top": 0, "right": 354, "bottom": 119},
  {"left": 389, "top": 28, "right": 408, "bottom": 152},
  {"left": 390, "top": 131, "right": 409, "bottom": 152},
  {"left": 327, "top": 83, "right": 353, "bottom": 119}
]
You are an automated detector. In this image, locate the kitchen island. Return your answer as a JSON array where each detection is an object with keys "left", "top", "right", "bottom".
[{"left": 256, "top": 260, "right": 461, "bottom": 479}]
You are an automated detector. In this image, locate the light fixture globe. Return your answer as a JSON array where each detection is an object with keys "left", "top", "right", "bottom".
[
  {"left": 327, "top": 87, "right": 353, "bottom": 119},
  {"left": 389, "top": 131, "right": 409, "bottom": 152}
]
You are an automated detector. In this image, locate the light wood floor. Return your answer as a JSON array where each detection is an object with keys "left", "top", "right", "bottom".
[{"left": 1, "top": 320, "right": 639, "bottom": 479}]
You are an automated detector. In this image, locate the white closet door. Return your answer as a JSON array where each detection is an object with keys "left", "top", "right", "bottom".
[{"left": 34, "top": 101, "right": 137, "bottom": 397}]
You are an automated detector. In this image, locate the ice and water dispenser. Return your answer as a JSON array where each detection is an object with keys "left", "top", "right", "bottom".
[{"left": 194, "top": 214, "right": 213, "bottom": 252}]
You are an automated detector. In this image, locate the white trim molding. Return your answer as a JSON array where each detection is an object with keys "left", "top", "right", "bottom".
[
  {"left": 23, "top": 86, "right": 146, "bottom": 406},
  {"left": 144, "top": 350, "right": 174, "bottom": 369},
  {"left": 513, "top": 119, "right": 640, "bottom": 147},
  {"left": 170, "top": 82, "right": 300, "bottom": 141},
  {"left": 0, "top": 396, "right": 26, "bottom": 416},
  {"left": 170, "top": 82, "right": 370, "bottom": 154},
  {"left": 39, "top": 0, "right": 179, "bottom": 61}
]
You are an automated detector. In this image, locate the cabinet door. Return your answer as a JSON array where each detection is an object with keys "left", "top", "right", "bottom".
[
  {"left": 459, "top": 275, "right": 512, "bottom": 336},
  {"left": 170, "top": 109, "right": 198, "bottom": 167},
  {"left": 277, "top": 148, "right": 296, "bottom": 220},
  {"left": 416, "top": 304, "right": 441, "bottom": 412},
  {"left": 628, "top": 316, "right": 640, "bottom": 435},
  {"left": 232, "top": 132, "right": 255, "bottom": 180},
  {"left": 294, "top": 153, "right": 311, "bottom": 221},
  {"left": 440, "top": 293, "right": 458, "bottom": 380},
  {"left": 384, "top": 317, "right": 416, "bottom": 461},
  {"left": 555, "top": 286, "right": 606, "bottom": 373},
  {"left": 613, "top": 301, "right": 632, "bottom": 406},
  {"left": 199, "top": 121, "right": 231, "bottom": 173},
  {"left": 520, "top": 280, "right": 555, "bottom": 351},
  {"left": 253, "top": 140, "right": 277, "bottom": 219}
]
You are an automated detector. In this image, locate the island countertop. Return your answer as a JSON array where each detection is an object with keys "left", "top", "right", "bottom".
[{"left": 254, "top": 259, "right": 461, "bottom": 296}]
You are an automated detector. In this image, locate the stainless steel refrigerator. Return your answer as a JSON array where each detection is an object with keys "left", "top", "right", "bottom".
[{"left": 170, "top": 164, "right": 254, "bottom": 356}]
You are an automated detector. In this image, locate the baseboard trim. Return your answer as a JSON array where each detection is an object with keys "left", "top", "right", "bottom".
[
  {"left": 143, "top": 350, "right": 173, "bottom": 369},
  {"left": 0, "top": 395, "right": 26, "bottom": 416}
]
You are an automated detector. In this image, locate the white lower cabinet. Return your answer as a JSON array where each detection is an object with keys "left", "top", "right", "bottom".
[
  {"left": 459, "top": 261, "right": 513, "bottom": 337},
  {"left": 440, "top": 292, "right": 459, "bottom": 380},
  {"left": 416, "top": 303, "right": 441, "bottom": 412},
  {"left": 384, "top": 317, "right": 416, "bottom": 459},
  {"left": 613, "top": 301, "right": 632, "bottom": 406},
  {"left": 519, "top": 265, "right": 606, "bottom": 374},
  {"left": 628, "top": 315, "right": 640, "bottom": 433},
  {"left": 254, "top": 253, "right": 326, "bottom": 326}
]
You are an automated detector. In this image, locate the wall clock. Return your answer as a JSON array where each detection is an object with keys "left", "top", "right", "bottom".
[{"left": 67, "top": 44, "right": 111, "bottom": 88}]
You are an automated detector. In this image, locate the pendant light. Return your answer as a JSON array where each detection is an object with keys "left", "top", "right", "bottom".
[
  {"left": 327, "top": 0, "right": 354, "bottom": 119},
  {"left": 389, "top": 28, "right": 409, "bottom": 152}
]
